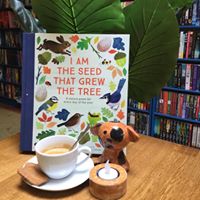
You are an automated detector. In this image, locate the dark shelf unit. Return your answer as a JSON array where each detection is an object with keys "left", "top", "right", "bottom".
[{"left": 0, "top": 6, "right": 22, "bottom": 106}]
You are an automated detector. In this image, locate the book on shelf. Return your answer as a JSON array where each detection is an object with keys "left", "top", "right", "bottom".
[{"left": 20, "top": 33, "right": 130, "bottom": 153}]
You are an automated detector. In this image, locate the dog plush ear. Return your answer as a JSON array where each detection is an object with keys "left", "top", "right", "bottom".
[
  {"left": 90, "top": 123, "right": 102, "bottom": 136},
  {"left": 127, "top": 125, "right": 140, "bottom": 142}
]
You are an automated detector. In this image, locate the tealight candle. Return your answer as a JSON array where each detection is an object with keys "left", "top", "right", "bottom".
[
  {"left": 97, "top": 160, "right": 118, "bottom": 180},
  {"left": 89, "top": 162, "right": 127, "bottom": 200}
]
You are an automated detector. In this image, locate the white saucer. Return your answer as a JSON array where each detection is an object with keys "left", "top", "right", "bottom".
[{"left": 23, "top": 153, "right": 94, "bottom": 191}]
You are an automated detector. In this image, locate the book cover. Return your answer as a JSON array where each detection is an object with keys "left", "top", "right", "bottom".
[{"left": 20, "top": 33, "right": 130, "bottom": 153}]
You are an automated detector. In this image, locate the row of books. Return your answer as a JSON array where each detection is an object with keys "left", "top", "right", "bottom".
[
  {"left": 154, "top": 117, "right": 200, "bottom": 148},
  {"left": 179, "top": 31, "right": 200, "bottom": 59},
  {"left": 0, "top": 49, "right": 22, "bottom": 66},
  {"left": 128, "top": 99, "right": 150, "bottom": 111},
  {"left": 128, "top": 111, "right": 150, "bottom": 135},
  {"left": 0, "top": 82, "right": 20, "bottom": 99},
  {"left": 0, "top": 0, "right": 9, "bottom": 9},
  {"left": 167, "top": 63, "right": 200, "bottom": 91},
  {"left": 0, "top": 67, "right": 21, "bottom": 84},
  {"left": 0, "top": 30, "right": 22, "bottom": 48},
  {"left": 179, "top": 0, "right": 200, "bottom": 26},
  {"left": 0, "top": 11, "right": 21, "bottom": 28},
  {"left": 156, "top": 91, "right": 200, "bottom": 120}
]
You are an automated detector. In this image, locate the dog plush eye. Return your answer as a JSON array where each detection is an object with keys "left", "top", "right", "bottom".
[{"left": 103, "top": 130, "right": 107, "bottom": 135}]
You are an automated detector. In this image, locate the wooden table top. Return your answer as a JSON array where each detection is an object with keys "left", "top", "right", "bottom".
[{"left": 1, "top": 133, "right": 200, "bottom": 200}]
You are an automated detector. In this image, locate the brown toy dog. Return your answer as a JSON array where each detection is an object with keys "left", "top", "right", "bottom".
[{"left": 90, "top": 121, "right": 139, "bottom": 171}]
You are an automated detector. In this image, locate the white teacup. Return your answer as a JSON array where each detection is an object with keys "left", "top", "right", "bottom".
[{"left": 35, "top": 135, "right": 91, "bottom": 179}]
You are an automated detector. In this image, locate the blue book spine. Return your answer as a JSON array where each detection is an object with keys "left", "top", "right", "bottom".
[
  {"left": 197, "top": 65, "right": 200, "bottom": 90},
  {"left": 20, "top": 33, "right": 35, "bottom": 152},
  {"left": 196, "top": 0, "right": 200, "bottom": 26},
  {"left": 192, "top": 64, "right": 198, "bottom": 90},
  {"left": 192, "top": 1, "right": 197, "bottom": 25}
]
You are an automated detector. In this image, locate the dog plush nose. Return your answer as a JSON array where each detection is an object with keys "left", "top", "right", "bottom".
[{"left": 110, "top": 127, "right": 124, "bottom": 142}]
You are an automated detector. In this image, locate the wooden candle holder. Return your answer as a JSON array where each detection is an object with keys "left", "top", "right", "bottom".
[{"left": 89, "top": 163, "right": 127, "bottom": 200}]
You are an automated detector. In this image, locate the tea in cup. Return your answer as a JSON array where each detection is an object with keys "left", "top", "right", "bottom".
[{"left": 35, "top": 135, "right": 91, "bottom": 179}]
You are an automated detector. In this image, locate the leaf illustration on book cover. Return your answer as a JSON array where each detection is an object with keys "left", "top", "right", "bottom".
[
  {"left": 116, "top": 68, "right": 123, "bottom": 76},
  {"left": 38, "top": 52, "right": 52, "bottom": 65},
  {"left": 101, "top": 107, "right": 114, "bottom": 118},
  {"left": 121, "top": 100, "right": 126, "bottom": 108},
  {"left": 109, "top": 81, "right": 116, "bottom": 91},
  {"left": 36, "top": 121, "right": 44, "bottom": 129},
  {"left": 80, "top": 122, "right": 86, "bottom": 130},
  {"left": 77, "top": 37, "right": 91, "bottom": 50},
  {"left": 58, "top": 127, "right": 67, "bottom": 135},
  {"left": 42, "top": 112, "right": 47, "bottom": 121},
  {"left": 78, "top": 132, "right": 90, "bottom": 144},
  {"left": 123, "top": 68, "right": 127, "bottom": 76},
  {"left": 91, "top": 135, "right": 98, "bottom": 142},
  {"left": 70, "top": 35, "right": 79, "bottom": 43},
  {"left": 47, "top": 122, "right": 56, "bottom": 128},
  {"left": 102, "top": 116, "right": 108, "bottom": 122},
  {"left": 55, "top": 109, "right": 70, "bottom": 120},
  {"left": 69, "top": 133, "right": 76, "bottom": 137},
  {"left": 107, "top": 65, "right": 115, "bottom": 71},
  {"left": 95, "top": 143, "right": 102, "bottom": 148},
  {"left": 109, "top": 49, "right": 117, "bottom": 54},
  {"left": 112, "top": 69, "right": 117, "bottom": 79},
  {"left": 36, "top": 129, "right": 55, "bottom": 141},
  {"left": 52, "top": 55, "right": 65, "bottom": 64},
  {"left": 88, "top": 112, "right": 101, "bottom": 127},
  {"left": 93, "top": 36, "right": 99, "bottom": 44},
  {"left": 113, "top": 37, "right": 125, "bottom": 51},
  {"left": 39, "top": 75, "right": 46, "bottom": 85},
  {"left": 37, "top": 36, "right": 41, "bottom": 45},
  {"left": 117, "top": 109, "right": 125, "bottom": 120},
  {"left": 43, "top": 66, "right": 51, "bottom": 74}
]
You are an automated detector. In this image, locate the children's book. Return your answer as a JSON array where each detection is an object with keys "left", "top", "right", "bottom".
[{"left": 20, "top": 33, "right": 130, "bottom": 153}]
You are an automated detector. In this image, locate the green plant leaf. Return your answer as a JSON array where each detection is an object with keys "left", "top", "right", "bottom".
[
  {"left": 124, "top": 0, "right": 179, "bottom": 101},
  {"left": 32, "top": 0, "right": 125, "bottom": 33}
]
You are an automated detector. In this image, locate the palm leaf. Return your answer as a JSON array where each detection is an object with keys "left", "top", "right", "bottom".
[
  {"left": 32, "top": 0, "right": 125, "bottom": 33},
  {"left": 124, "top": 0, "right": 179, "bottom": 101}
]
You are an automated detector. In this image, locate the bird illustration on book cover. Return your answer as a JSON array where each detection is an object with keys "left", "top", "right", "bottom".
[{"left": 32, "top": 33, "right": 129, "bottom": 153}]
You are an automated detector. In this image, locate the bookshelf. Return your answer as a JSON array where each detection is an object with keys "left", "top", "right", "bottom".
[
  {"left": 128, "top": 0, "right": 200, "bottom": 149},
  {"left": 0, "top": 0, "right": 32, "bottom": 106}
]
